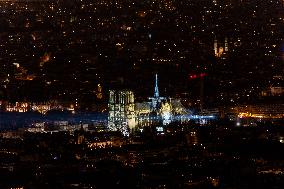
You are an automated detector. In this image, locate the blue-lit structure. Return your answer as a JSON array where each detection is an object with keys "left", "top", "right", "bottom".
[
  {"left": 149, "top": 74, "right": 165, "bottom": 111},
  {"left": 107, "top": 74, "right": 216, "bottom": 135}
]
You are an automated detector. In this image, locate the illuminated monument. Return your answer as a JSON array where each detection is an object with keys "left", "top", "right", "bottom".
[
  {"left": 107, "top": 74, "right": 193, "bottom": 135},
  {"left": 107, "top": 90, "right": 135, "bottom": 136},
  {"left": 149, "top": 74, "right": 165, "bottom": 110},
  {"left": 136, "top": 74, "right": 188, "bottom": 127}
]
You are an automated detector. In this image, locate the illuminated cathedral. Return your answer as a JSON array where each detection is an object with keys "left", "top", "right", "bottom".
[{"left": 107, "top": 74, "right": 188, "bottom": 136}]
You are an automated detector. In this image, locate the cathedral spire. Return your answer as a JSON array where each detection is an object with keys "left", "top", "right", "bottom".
[{"left": 154, "top": 73, "right": 159, "bottom": 98}]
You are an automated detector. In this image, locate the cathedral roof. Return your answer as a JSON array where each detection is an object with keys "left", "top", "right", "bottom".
[{"left": 135, "top": 102, "right": 151, "bottom": 113}]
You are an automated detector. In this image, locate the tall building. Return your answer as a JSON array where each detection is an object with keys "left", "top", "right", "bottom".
[
  {"left": 149, "top": 74, "right": 165, "bottom": 110},
  {"left": 107, "top": 90, "right": 135, "bottom": 136}
]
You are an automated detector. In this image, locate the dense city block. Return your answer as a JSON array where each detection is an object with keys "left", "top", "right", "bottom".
[{"left": 0, "top": 0, "right": 283, "bottom": 188}]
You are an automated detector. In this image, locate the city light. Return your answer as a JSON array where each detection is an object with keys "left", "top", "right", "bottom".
[{"left": 0, "top": 0, "right": 283, "bottom": 188}]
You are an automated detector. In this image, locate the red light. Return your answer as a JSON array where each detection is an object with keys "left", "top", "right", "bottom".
[
  {"left": 200, "top": 73, "right": 207, "bottom": 78},
  {"left": 188, "top": 73, "right": 207, "bottom": 80},
  {"left": 189, "top": 74, "right": 197, "bottom": 79}
]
